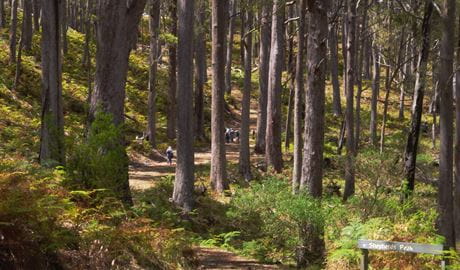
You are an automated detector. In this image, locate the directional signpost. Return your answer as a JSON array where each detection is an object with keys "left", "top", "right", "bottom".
[{"left": 357, "top": 239, "right": 445, "bottom": 270}]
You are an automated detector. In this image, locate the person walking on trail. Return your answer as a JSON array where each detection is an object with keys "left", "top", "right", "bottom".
[{"left": 166, "top": 146, "right": 174, "bottom": 166}]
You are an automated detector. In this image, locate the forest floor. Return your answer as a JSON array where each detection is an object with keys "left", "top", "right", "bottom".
[{"left": 128, "top": 90, "right": 279, "bottom": 269}]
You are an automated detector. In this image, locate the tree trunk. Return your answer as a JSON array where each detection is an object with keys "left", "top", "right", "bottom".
[
  {"left": 455, "top": 10, "right": 460, "bottom": 249},
  {"left": 210, "top": 0, "right": 228, "bottom": 192},
  {"left": 403, "top": 1, "right": 433, "bottom": 196},
  {"left": 239, "top": 10, "right": 252, "bottom": 181},
  {"left": 0, "top": 0, "right": 5, "bottom": 29},
  {"left": 89, "top": 0, "right": 147, "bottom": 205},
  {"left": 60, "top": 0, "right": 68, "bottom": 55},
  {"left": 284, "top": 7, "right": 296, "bottom": 151},
  {"left": 13, "top": 16, "right": 25, "bottom": 91},
  {"left": 438, "top": 0, "right": 456, "bottom": 250},
  {"left": 370, "top": 43, "right": 380, "bottom": 146},
  {"left": 254, "top": 2, "right": 271, "bottom": 154},
  {"left": 224, "top": 0, "right": 236, "bottom": 95},
  {"left": 329, "top": 23, "right": 341, "bottom": 117},
  {"left": 379, "top": 65, "right": 391, "bottom": 154},
  {"left": 173, "top": 0, "right": 195, "bottom": 212},
  {"left": 194, "top": 0, "right": 207, "bottom": 141},
  {"left": 23, "top": 0, "right": 33, "bottom": 51},
  {"left": 343, "top": 0, "right": 356, "bottom": 201},
  {"left": 265, "top": 0, "right": 285, "bottom": 173},
  {"left": 297, "top": 1, "right": 328, "bottom": 265},
  {"left": 9, "top": 0, "right": 18, "bottom": 64},
  {"left": 39, "top": 0, "right": 65, "bottom": 166},
  {"left": 167, "top": 2, "right": 177, "bottom": 140},
  {"left": 33, "top": 0, "right": 40, "bottom": 32},
  {"left": 147, "top": 0, "right": 160, "bottom": 148},
  {"left": 292, "top": 0, "right": 306, "bottom": 194}
]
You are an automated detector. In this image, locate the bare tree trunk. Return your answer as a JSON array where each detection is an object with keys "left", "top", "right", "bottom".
[
  {"left": 13, "top": 17, "right": 24, "bottom": 91},
  {"left": 9, "top": 0, "right": 18, "bottom": 64},
  {"left": 292, "top": 0, "right": 306, "bottom": 194},
  {"left": 297, "top": 1, "right": 328, "bottom": 265},
  {"left": 167, "top": 2, "right": 177, "bottom": 140},
  {"left": 194, "top": 0, "right": 207, "bottom": 141},
  {"left": 0, "top": 0, "right": 5, "bottom": 28},
  {"left": 210, "top": 0, "right": 228, "bottom": 192},
  {"left": 329, "top": 23, "right": 341, "bottom": 117},
  {"left": 379, "top": 66, "right": 391, "bottom": 154},
  {"left": 39, "top": 0, "right": 65, "bottom": 166},
  {"left": 284, "top": 7, "right": 296, "bottom": 151},
  {"left": 254, "top": 2, "right": 271, "bottom": 154},
  {"left": 60, "top": 0, "right": 68, "bottom": 55},
  {"left": 33, "top": 0, "right": 40, "bottom": 32},
  {"left": 239, "top": 9, "right": 252, "bottom": 181},
  {"left": 224, "top": 0, "right": 236, "bottom": 95},
  {"left": 403, "top": 1, "right": 433, "bottom": 196},
  {"left": 438, "top": 0, "right": 456, "bottom": 250},
  {"left": 343, "top": 0, "right": 356, "bottom": 201},
  {"left": 370, "top": 42, "right": 380, "bottom": 146},
  {"left": 455, "top": 10, "right": 460, "bottom": 249},
  {"left": 265, "top": 0, "right": 285, "bottom": 173},
  {"left": 173, "top": 0, "right": 195, "bottom": 212},
  {"left": 23, "top": 0, "right": 33, "bottom": 51},
  {"left": 147, "top": 0, "right": 160, "bottom": 148},
  {"left": 89, "top": 0, "right": 147, "bottom": 205}
]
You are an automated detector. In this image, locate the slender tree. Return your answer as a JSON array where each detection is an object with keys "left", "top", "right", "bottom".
[
  {"left": 438, "top": 0, "right": 456, "bottom": 250},
  {"left": 147, "top": 0, "right": 161, "bottom": 148},
  {"left": 0, "top": 0, "right": 4, "bottom": 29},
  {"left": 39, "top": 0, "right": 65, "bottom": 166},
  {"left": 33, "top": 0, "right": 40, "bottom": 32},
  {"left": 329, "top": 1, "right": 341, "bottom": 117},
  {"left": 403, "top": 1, "right": 433, "bottom": 196},
  {"left": 370, "top": 42, "right": 380, "bottom": 146},
  {"left": 23, "top": 0, "right": 33, "bottom": 51},
  {"left": 254, "top": 2, "right": 271, "bottom": 154},
  {"left": 9, "top": 0, "right": 18, "bottom": 64},
  {"left": 173, "top": 0, "right": 195, "bottom": 211},
  {"left": 89, "top": 0, "right": 147, "bottom": 204},
  {"left": 239, "top": 8, "right": 253, "bottom": 181},
  {"left": 292, "top": 0, "right": 306, "bottom": 193},
  {"left": 224, "top": 0, "right": 236, "bottom": 95},
  {"left": 455, "top": 10, "right": 460, "bottom": 248},
  {"left": 210, "top": 0, "right": 228, "bottom": 192},
  {"left": 265, "top": 0, "right": 285, "bottom": 173},
  {"left": 167, "top": 2, "right": 177, "bottom": 140},
  {"left": 194, "top": 0, "right": 207, "bottom": 141}
]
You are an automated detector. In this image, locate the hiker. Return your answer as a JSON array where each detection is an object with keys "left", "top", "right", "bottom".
[
  {"left": 166, "top": 146, "right": 174, "bottom": 166},
  {"left": 233, "top": 130, "right": 240, "bottom": 143},
  {"left": 225, "top": 128, "right": 231, "bottom": 143}
]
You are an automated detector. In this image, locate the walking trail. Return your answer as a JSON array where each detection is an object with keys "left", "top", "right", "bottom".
[{"left": 128, "top": 91, "right": 283, "bottom": 269}]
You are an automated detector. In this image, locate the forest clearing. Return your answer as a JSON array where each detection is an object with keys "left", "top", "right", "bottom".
[{"left": 1, "top": 0, "right": 460, "bottom": 269}]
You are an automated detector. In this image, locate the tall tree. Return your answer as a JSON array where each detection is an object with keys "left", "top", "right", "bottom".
[
  {"left": 0, "top": 0, "right": 4, "bottom": 29},
  {"left": 39, "top": 0, "right": 65, "bottom": 166},
  {"left": 403, "top": 1, "right": 433, "bottom": 196},
  {"left": 438, "top": 0, "right": 456, "bottom": 250},
  {"left": 167, "top": 2, "right": 177, "bottom": 140},
  {"left": 455, "top": 10, "right": 460, "bottom": 248},
  {"left": 194, "top": 0, "right": 207, "bottom": 141},
  {"left": 9, "top": 0, "right": 18, "bottom": 64},
  {"left": 343, "top": 0, "right": 357, "bottom": 201},
  {"left": 239, "top": 8, "right": 253, "bottom": 181},
  {"left": 33, "top": 0, "right": 40, "bottom": 32},
  {"left": 89, "top": 0, "right": 147, "bottom": 204},
  {"left": 292, "top": 0, "right": 306, "bottom": 193},
  {"left": 329, "top": 1, "right": 341, "bottom": 117},
  {"left": 173, "top": 0, "right": 195, "bottom": 212},
  {"left": 224, "top": 0, "right": 236, "bottom": 95},
  {"left": 265, "top": 0, "right": 285, "bottom": 173},
  {"left": 369, "top": 42, "right": 379, "bottom": 146},
  {"left": 254, "top": 2, "right": 271, "bottom": 154},
  {"left": 147, "top": 0, "right": 161, "bottom": 148},
  {"left": 298, "top": 0, "right": 329, "bottom": 265},
  {"left": 23, "top": 0, "right": 33, "bottom": 51},
  {"left": 211, "top": 0, "right": 228, "bottom": 192}
]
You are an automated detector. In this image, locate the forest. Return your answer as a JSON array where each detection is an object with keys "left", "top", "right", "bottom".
[{"left": 1, "top": 0, "right": 460, "bottom": 269}]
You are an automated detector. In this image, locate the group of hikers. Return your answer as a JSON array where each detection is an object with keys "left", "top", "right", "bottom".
[{"left": 160, "top": 127, "right": 240, "bottom": 166}]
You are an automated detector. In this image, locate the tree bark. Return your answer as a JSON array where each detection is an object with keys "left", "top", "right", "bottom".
[
  {"left": 224, "top": 0, "right": 236, "bottom": 95},
  {"left": 60, "top": 0, "right": 68, "bottom": 55},
  {"left": 297, "top": 1, "right": 328, "bottom": 265},
  {"left": 329, "top": 23, "right": 341, "bottom": 117},
  {"left": 403, "top": 1, "right": 433, "bottom": 196},
  {"left": 210, "top": 0, "right": 228, "bottom": 192},
  {"left": 254, "top": 2, "right": 271, "bottom": 154},
  {"left": 343, "top": 0, "right": 356, "bottom": 201},
  {"left": 292, "top": 0, "right": 306, "bottom": 194},
  {"left": 13, "top": 15, "right": 25, "bottom": 91},
  {"left": 89, "top": 0, "right": 147, "bottom": 205},
  {"left": 265, "top": 0, "right": 285, "bottom": 173},
  {"left": 370, "top": 43, "right": 380, "bottom": 146},
  {"left": 239, "top": 9, "right": 252, "bottom": 181},
  {"left": 147, "top": 0, "right": 160, "bottom": 148},
  {"left": 39, "top": 0, "right": 65, "bottom": 166},
  {"left": 33, "top": 0, "right": 40, "bottom": 32},
  {"left": 9, "top": 0, "right": 18, "bottom": 64},
  {"left": 173, "top": 0, "right": 195, "bottom": 212},
  {"left": 455, "top": 9, "right": 460, "bottom": 249},
  {"left": 0, "top": 0, "right": 5, "bottom": 29},
  {"left": 194, "top": 0, "right": 207, "bottom": 141},
  {"left": 23, "top": 0, "right": 33, "bottom": 51},
  {"left": 167, "top": 2, "right": 177, "bottom": 140},
  {"left": 438, "top": 0, "right": 456, "bottom": 250}
]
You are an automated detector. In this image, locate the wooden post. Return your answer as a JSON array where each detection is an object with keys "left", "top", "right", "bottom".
[
  {"left": 360, "top": 249, "right": 369, "bottom": 270},
  {"left": 441, "top": 259, "right": 445, "bottom": 270}
]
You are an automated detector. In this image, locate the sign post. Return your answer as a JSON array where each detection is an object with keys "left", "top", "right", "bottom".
[{"left": 357, "top": 239, "right": 445, "bottom": 270}]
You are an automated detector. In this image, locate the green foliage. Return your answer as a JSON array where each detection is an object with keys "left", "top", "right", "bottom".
[
  {"left": 66, "top": 112, "right": 129, "bottom": 200},
  {"left": 226, "top": 177, "right": 324, "bottom": 263}
]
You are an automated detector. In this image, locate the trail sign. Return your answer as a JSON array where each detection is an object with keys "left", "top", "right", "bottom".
[{"left": 357, "top": 239, "right": 445, "bottom": 270}]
